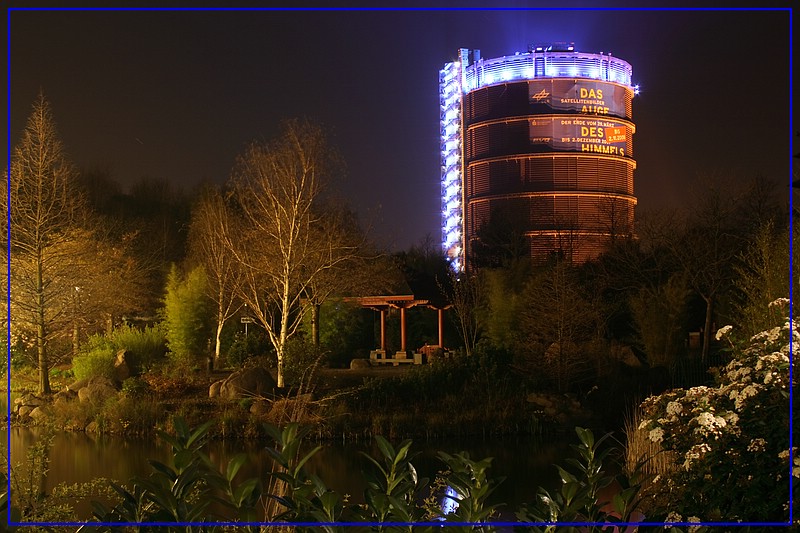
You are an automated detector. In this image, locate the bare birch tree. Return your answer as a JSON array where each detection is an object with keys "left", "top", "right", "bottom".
[
  {"left": 227, "top": 119, "right": 357, "bottom": 387},
  {"left": 6, "top": 93, "right": 86, "bottom": 394},
  {"left": 187, "top": 187, "right": 243, "bottom": 367}
]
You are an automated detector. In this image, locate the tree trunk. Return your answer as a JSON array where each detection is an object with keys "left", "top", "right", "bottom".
[
  {"left": 311, "top": 302, "right": 320, "bottom": 350},
  {"left": 277, "top": 279, "right": 291, "bottom": 389},
  {"left": 36, "top": 256, "right": 51, "bottom": 395},
  {"left": 702, "top": 294, "right": 714, "bottom": 362},
  {"left": 214, "top": 320, "right": 223, "bottom": 368}
]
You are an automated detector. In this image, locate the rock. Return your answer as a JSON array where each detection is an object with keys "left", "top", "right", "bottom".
[
  {"left": 219, "top": 367, "right": 276, "bottom": 400},
  {"left": 17, "top": 405, "right": 34, "bottom": 419},
  {"left": 29, "top": 406, "right": 51, "bottom": 422},
  {"left": 78, "top": 377, "right": 117, "bottom": 404},
  {"left": 349, "top": 358, "right": 371, "bottom": 369},
  {"left": 67, "top": 378, "right": 89, "bottom": 392},
  {"left": 610, "top": 343, "right": 642, "bottom": 368},
  {"left": 53, "top": 389, "right": 78, "bottom": 407},
  {"left": 113, "top": 349, "right": 132, "bottom": 382},
  {"left": 14, "top": 394, "right": 43, "bottom": 408},
  {"left": 85, "top": 421, "right": 99, "bottom": 433},
  {"left": 209, "top": 380, "right": 223, "bottom": 398}
]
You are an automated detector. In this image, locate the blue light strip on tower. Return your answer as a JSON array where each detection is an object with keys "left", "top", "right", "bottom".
[{"left": 439, "top": 56, "right": 464, "bottom": 271}]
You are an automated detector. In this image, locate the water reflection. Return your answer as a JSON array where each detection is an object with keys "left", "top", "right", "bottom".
[{"left": 4, "top": 428, "right": 573, "bottom": 521}]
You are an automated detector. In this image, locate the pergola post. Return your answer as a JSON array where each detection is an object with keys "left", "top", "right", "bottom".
[
  {"left": 400, "top": 307, "right": 407, "bottom": 352},
  {"left": 438, "top": 307, "right": 444, "bottom": 347},
  {"left": 380, "top": 309, "right": 386, "bottom": 352}
]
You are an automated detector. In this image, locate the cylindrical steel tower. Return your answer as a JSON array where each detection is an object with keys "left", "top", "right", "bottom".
[{"left": 440, "top": 43, "right": 638, "bottom": 270}]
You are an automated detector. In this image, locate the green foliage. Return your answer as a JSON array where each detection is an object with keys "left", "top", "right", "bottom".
[
  {"left": 327, "top": 344, "right": 532, "bottom": 439},
  {"left": 515, "top": 264, "right": 602, "bottom": 392},
  {"left": 225, "top": 329, "right": 271, "bottom": 368},
  {"left": 163, "top": 264, "right": 213, "bottom": 368},
  {"left": 107, "top": 323, "right": 167, "bottom": 372},
  {"left": 481, "top": 267, "right": 527, "bottom": 352},
  {"left": 628, "top": 273, "right": 690, "bottom": 369},
  {"left": 81, "top": 417, "right": 659, "bottom": 530},
  {"left": 71, "top": 342, "right": 116, "bottom": 381},
  {"left": 72, "top": 324, "right": 166, "bottom": 381},
  {"left": 517, "top": 427, "right": 644, "bottom": 532},
  {"left": 283, "top": 337, "right": 323, "bottom": 389},
  {"left": 87, "top": 417, "right": 263, "bottom": 532},
  {"left": 0, "top": 469, "right": 19, "bottom": 532},
  {"left": 436, "top": 451, "right": 502, "bottom": 528},
  {"left": 120, "top": 376, "right": 150, "bottom": 398},
  {"left": 637, "top": 302, "right": 797, "bottom": 522},
  {"left": 357, "top": 436, "right": 428, "bottom": 527},
  {"left": 303, "top": 298, "right": 367, "bottom": 367},
  {"left": 263, "top": 423, "right": 343, "bottom": 529},
  {"left": 730, "top": 219, "right": 792, "bottom": 339}
]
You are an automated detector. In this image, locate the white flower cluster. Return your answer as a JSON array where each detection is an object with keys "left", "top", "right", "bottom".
[
  {"left": 729, "top": 383, "right": 762, "bottom": 411},
  {"left": 768, "top": 297, "right": 790, "bottom": 308},
  {"left": 649, "top": 427, "right": 665, "bottom": 443},
  {"left": 664, "top": 511, "right": 682, "bottom": 527},
  {"left": 666, "top": 401, "right": 683, "bottom": 416},
  {"left": 778, "top": 447, "right": 800, "bottom": 479},
  {"left": 693, "top": 411, "right": 727, "bottom": 438},
  {"left": 715, "top": 325, "right": 733, "bottom": 341},
  {"left": 683, "top": 443, "right": 712, "bottom": 470},
  {"left": 686, "top": 516, "right": 702, "bottom": 533},
  {"left": 747, "top": 438, "right": 766, "bottom": 453}
]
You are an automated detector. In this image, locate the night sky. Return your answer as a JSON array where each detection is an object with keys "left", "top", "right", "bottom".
[{"left": 7, "top": 6, "right": 793, "bottom": 251}]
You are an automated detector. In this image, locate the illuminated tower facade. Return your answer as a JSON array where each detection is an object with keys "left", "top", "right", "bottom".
[{"left": 440, "top": 43, "right": 638, "bottom": 270}]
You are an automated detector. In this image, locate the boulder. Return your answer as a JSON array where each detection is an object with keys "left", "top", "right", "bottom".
[
  {"left": 113, "top": 349, "right": 132, "bottom": 382},
  {"left": 17, "top": 405, "right": 34, "bottom": 419},
  {"left": 610, "top": 343, "right": 643, "bottom": 368},
  {"left": 53, "top": 389, "right": 78, "bottom": 407},
  {"left": 14, "top": 394, "right": 43, "bottom": 408},
  {"left": 29, "top": 406, "right": 51, "bottom": 423},
  {"left": 218, "top": 367, "right": 276, "bottom": 400},
  {"left": 349, "top": 358, "right": 371, "bottom": 370},
  {"left": 78, "top": 377, "right": 117, "bottom": 404},
  {"left": 209, "top": 380, "right": 224, "bottom": 399},
  {"left": 67, "top": 378, "right": 89, "bottom": 392}
]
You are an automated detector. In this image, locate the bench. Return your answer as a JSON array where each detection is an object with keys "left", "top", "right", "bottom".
[{"left": 370, "top": 350, "right": 423, "bottom": 366}]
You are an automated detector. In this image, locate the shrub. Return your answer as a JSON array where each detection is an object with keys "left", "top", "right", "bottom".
[
  {"left": 72, "top": 325, "right": 167, "bottom": 381},
  {"left": 636, "top": 300, "right": 798, "bottom": 522},
  {"left": 162, "top": 264, "right": 213, "bottom": 368},
  {"left": 120, "top": 376, "right": 150, "bottom": 398},
  {"left": 72, "top": 345, "right": 116, "bottom": 381},
  {"left": 282, "top": 337, "right": 323, "bottom": 389},
  {"left": 108, "top": 323, "right": 167, "bottom": 371},
  {"left": 226, "top": 329, "right": 271, "bottom": 369}
]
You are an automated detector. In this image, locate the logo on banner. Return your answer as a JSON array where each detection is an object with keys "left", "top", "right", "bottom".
[{"left": 531, "top": 89, "right": 550, "bottom": 102}]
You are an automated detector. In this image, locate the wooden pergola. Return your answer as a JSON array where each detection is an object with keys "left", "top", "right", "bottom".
[{"left": 349, "top": 295, "right": 448, "bottom": 353}]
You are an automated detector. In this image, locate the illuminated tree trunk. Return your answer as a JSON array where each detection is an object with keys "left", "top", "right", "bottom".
[{"left": 36, "top": 255, "right": 50, "bottom": 394}]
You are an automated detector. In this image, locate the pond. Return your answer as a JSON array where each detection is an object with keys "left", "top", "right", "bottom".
[{"left": 3, "top": 425, "right": 590, "bottom": 523}]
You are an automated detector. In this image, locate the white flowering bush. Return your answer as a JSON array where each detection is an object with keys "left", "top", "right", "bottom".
[{"left": 638, "top": 301, "right": 798, "bottom": 523}]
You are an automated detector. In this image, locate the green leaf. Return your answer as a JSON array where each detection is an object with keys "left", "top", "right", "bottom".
[
  {"left": 226, "top": 453, "right": 248, "bottom": 482},
  {"left": 233, "top": 478, "right": 261, "bottom": 506},
  {"left": 375, "top": 435, "right": 395, "bottom": 461},
  {"left": 556, "top": 465, "right": 578, "bottom": 484},
  {"left": 293, "top": 444, "right": 322, "bottom": 477}
]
